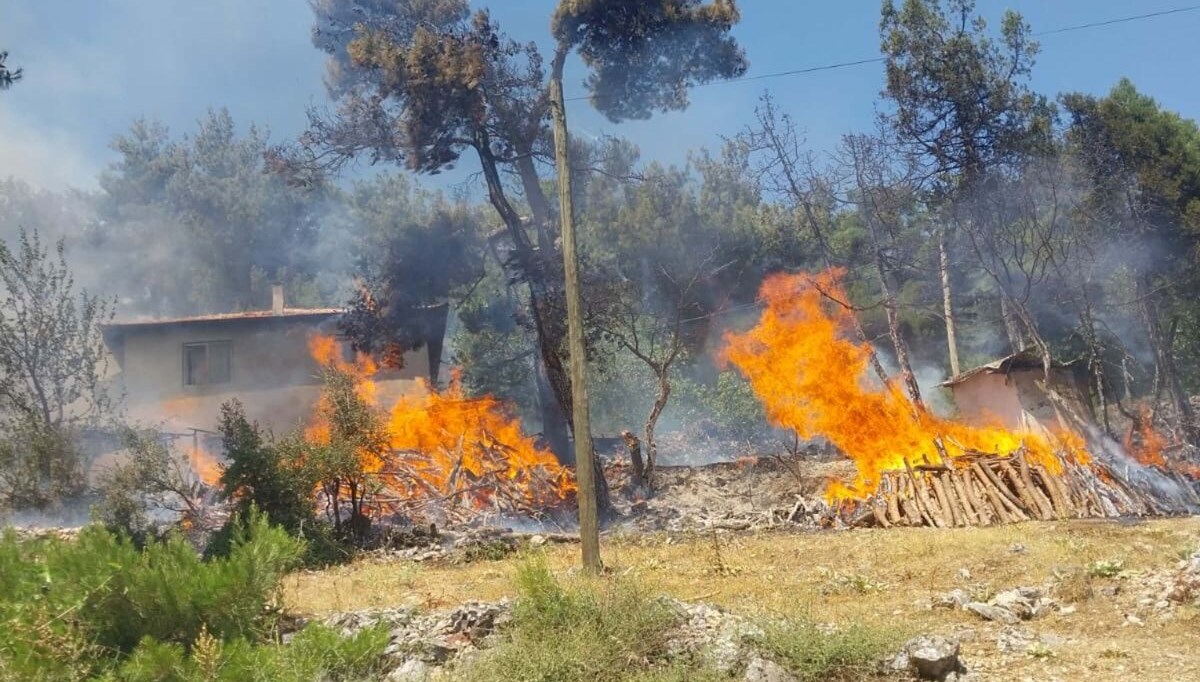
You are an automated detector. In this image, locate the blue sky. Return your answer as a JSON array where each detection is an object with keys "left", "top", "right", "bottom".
[{"left": 2, "top": 1, "right": 1199, "bottom": 193}]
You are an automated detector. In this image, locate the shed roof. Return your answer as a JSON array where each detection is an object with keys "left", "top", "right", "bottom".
[{"left": 938, "top": 349, "right": 1081, "bottom": 388}]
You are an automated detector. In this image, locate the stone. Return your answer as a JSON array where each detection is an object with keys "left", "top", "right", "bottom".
[
  {"left": 933, "top": 589, "right": 971, "bottom": 610},
  {"left": 1009, "top": 543, "right": 1027, "bottom": 554},
  {"left": 893, "top": 635, "right": 965, "bottom": 681},
  {"left": 387, "top": 659, "right": 432, "bottom": 681},
  {"left": 957, "top": 567, "right": 972, "bottom": 581},
  {"left": 964, "top": 602, "right": 1020, "bottom": 625},
  {"left": 743, "top": 656, "right": 798, "bottom": 682},
  {"left": 991, "top": 590, "right": 1034, "bottom": 620}
]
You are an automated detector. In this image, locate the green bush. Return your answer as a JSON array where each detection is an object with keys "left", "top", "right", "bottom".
[
  {"left": 0, "top": 510, "right": 305, "bottom": 678},
  {"left": 455, "top": 559, "right": 702, "bottom": 682},
  {"left": 671, "top": 371, "right": 769, "bottom": 441},
  {"left": 755, "top": 617, "right": 896, "bottom": 682},
  {"left": 111, "top": 623, "right": 388, "bottom": 682}
]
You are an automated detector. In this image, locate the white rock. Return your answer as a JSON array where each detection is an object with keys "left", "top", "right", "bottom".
[{"left": 743, "top": 656, "right": 798, "bottom": 682}]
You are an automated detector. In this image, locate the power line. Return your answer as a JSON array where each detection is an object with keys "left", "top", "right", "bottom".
[
  {"left": 1033, "top": 4, "right": 1200, "bottom": 36},
  {"left": 564, "top": 3, "right": 1200, "bottom": 103}
]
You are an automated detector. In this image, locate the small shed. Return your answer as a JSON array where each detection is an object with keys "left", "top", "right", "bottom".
[{"left": 939, "top": 350, "right": 1092, "bottom": 434}]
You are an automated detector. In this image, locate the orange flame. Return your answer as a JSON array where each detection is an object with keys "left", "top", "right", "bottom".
[
  {"left": 1124, "top": 406, "right": 1168, "bottom": 468},
  {"left": 304, "top": 334, "right": 574, "bottom": 512},
  {"left": 721, "top": 270, "right": 1091, "bottom": 502},
  {"left": 187, "top": 440, "right": 223, "bottom": 486}
]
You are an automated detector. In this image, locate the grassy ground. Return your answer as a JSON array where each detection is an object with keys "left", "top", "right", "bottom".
[{"left": 285, "top": 517, "right": 1200, "bottom": 681}]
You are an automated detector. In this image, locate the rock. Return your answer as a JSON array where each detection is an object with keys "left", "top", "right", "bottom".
[
  {"left": 892, "top": 635, "right": 965, "bottom": 681},
  {"left": 991, "top": 590, "right": 1034, "bottom": 620},
  {"left": 933, "top": 589, "right": 971, "bottom": 610},
  {"left": 1009, "top": 543, "right": 1027, "bottom": 554},
  {"left": 996, "top": 627, "right": 1034, "bottom": 654},
  {"left": 957, "top": 567, "right": 972, "bottom": 581},
  {"left": 664, "top": 600, "right": 763, "bottom": 674},
  {"left": 964, "top": 602, "right": 1020, "bottom": 625},
  {"left": 388, "top": 659, "right": 432, "bottom": 681},
  {"left": 743, "top": 656, "right": 798, "bottom": 682}
]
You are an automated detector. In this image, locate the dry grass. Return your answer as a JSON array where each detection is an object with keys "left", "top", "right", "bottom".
[{"left": 285, "top": 518, "right": 1200, "bottom": 681}]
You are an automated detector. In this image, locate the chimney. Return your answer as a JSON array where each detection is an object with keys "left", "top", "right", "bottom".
[{"left": 271, "top": 284, "right": 284, "bottom": 315}]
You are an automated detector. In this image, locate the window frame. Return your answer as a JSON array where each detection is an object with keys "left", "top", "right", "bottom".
[{"left": 182, "top": 340, "right": 232, "bottom": 387}]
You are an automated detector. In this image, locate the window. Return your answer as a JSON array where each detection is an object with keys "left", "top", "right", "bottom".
[{"left": 183, "top": 341, "right": 231, "bottom": 386}]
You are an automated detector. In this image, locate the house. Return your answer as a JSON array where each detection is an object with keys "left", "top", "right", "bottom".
[
  {"left": 938, "top": 350, "right": 1093, "bottom": 434},
  {"left": 101, "top": 285, "right": 448, "bottom": 437}
]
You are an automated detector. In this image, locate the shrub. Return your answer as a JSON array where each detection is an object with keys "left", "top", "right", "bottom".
[
  {"left": 756, "top": 617, "right": 896, "bottom": 682},
  {"left": 455, "top": 559, "right": 696, "bottom": 682},
  {"left": 93, "top": 427, "right": 205, "bottom": 546},
  {"left": 0, "top": 509, "right": 304, "bottom": 678},
  {"left": 0, "top": 422, "right": 88, "bottom": 511},
  {"left": 217, "top": 401, "right": 315, "bottom": 535},
  {"left": 113, "top": 623, "right": 388, "bottom": 682}
]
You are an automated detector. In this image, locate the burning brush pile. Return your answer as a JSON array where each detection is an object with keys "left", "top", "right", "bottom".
[
  {"left": 721, "top": 270, "right": 1200, "bottom": 528},
  {"left": 303, "top": 336, "right": 575, "bottom": 528}
]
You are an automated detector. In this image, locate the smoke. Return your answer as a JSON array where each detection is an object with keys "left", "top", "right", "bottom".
[{"left": 1079, "top": 422, "right": 1200, "bottom": 513}]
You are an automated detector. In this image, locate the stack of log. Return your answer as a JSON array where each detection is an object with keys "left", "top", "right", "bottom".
[
  {"left": 369, "top": 440, "right": 576, "bottom": 526},
  {"left": 852, "top": 447, "right": 1200, "bottom": 528}
]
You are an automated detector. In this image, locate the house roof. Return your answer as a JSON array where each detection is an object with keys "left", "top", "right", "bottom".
[
  {"left": 938, "top": 349, "right": 1082, "bottom": 388},
  {"left": 102, "top": 308, "right": 344, "bottom": 331}
]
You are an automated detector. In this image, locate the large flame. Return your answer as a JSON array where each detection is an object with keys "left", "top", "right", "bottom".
[
  {"left": 304, "top": 334, "right": 574, "bottom": 513},
  {"left": 721, "top": 270, "right": 1090, "bottom": 502},
  {"left": 187, "top": 440, "right": 223, "bottom": 487},
  {"left": 1124, "top": 406, "right": 1168, "bottom": 468}
]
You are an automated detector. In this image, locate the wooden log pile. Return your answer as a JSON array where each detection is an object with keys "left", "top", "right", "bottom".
[
  {"left": 852, "top": 447, "right": 1200, "bottom": 528},
  {"left": 368, "top": 440, "right": 575, "bottom": 527}
]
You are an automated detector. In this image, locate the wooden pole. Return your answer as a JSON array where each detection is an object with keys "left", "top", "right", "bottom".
[{"left": 550, "top": 47, "right": 601, "bottom": 573}]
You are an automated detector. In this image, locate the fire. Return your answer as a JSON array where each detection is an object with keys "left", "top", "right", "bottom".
[
  {"left": 304, "top": 334, "right": 574, "bottom": 515},
  {"left": 187, "top": 440, "right": 223, "bottom": 486},
  {"left": 1124, "top": 406, "right": 1168, "bottom": 468},
  {"left": 721, "top": 270, "right": 1091, "bottom": 502}
]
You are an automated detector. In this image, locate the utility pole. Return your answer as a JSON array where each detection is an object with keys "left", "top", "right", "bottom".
[{"left": 549, "top": 46, "right": 601, "bottom": 572}]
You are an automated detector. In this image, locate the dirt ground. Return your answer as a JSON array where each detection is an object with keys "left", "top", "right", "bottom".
[{"left": 286, "top": 516, "right": 1200, "bottom": 681}]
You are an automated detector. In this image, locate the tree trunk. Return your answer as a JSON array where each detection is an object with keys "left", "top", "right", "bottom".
[
  {"left": 938, "top": 227, "right": 961, "bottom": 377},
  {"left": 472, "top": 127, "right": 576, "bottom": 464},
  {"left": 643, "top": 370, "right": 670, "bottom": 486},
  {"left": 999, "top": 294, "right": 1027, "bottom": 353},
  {"left": 533, "top": 353, "right": 571, "bottom": 461},
  {"left": 866, "top": 222, "right": 924, "bottom": 408},
  {"left": 550, "top": 48, "right": 601, "bottom": 572},
  {"left": 1136, "top": 276, "right": 1197, "bottom": 445}
]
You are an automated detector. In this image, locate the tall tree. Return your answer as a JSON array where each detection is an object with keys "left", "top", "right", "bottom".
[
  {"left": 879, "top": 0, "right": 1051, "bottom": 370},
  {"left": 547, "top": 0, "right": 746, "bottom": 569},
  {"left": 99, "top": 111, "right": 331, "bottom": 316},
  {"left": 289, "top": 0, "right": 576, "bottom": 460},
  {"left": 1063, "top": 79, "right": 1200, "bottom": 444}
]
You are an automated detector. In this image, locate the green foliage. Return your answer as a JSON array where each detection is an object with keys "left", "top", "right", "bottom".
[
  {"left": 880, "top": 0, "right": 1050, "bottom": 184},
  {"left": 111, "top": 623, "right": 388, "bottom": 682},
  {"left": 552, "top": 0, "right": 748, "bottom": 122},
  {"left": 218, "top": 402, "right": 313, "bottom": 534},
  {"left": 0, "top": 510, "right": 304, "bottom": 678},
  {"left": 93, "top": 428, "right": 203, "bottom": 546},
  {"left": 0, "top": 227, "right": 114, "bottom": 511},
  {"left": 211, "top": 402, "right": 350, "bottom": 566},
  {"left": 98, "top": 110, "right": 336, "bottom": 316},
  {"left": 755, "top": 618, "right": 897, "bottom": 682},
  {"left": 456, "top": 558, "right": 690, "bottom": 682},
  {"left": 672, "top": 372, "right": 768, "bottom": 441}
]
